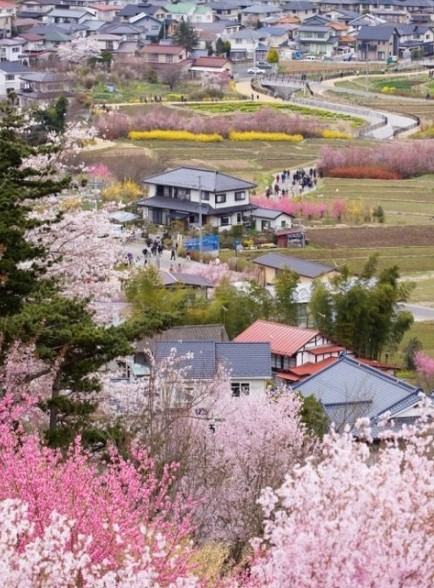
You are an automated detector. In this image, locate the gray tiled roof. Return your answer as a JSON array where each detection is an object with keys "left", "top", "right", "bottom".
[
  {"left": 294, "top": 355, "right": 423, "bottom": 431},
  {"left": 141, "top": 167, "right": 256, "bottom": 193},
  {"left": 153, "top": 341, "right": 216, "bottom": 379},
  {"left": 241, "top": 4, "right": 281, "bottom": 13},
  {"left": 160, "top": 270, "right": 213, "bottom": 288},
  {"left": 252, "top": 252, "right": 334, "bottom": 278},
  {"left": 150, "top": 324, "right": 229, "bottom": 343},
  {"left": 0, "top": 62, "right": 29, "bottom": 74},
  {"left": 217, "top": 342, "right": 272, "bottom": 378},
  {"left": 252, "top": 207, "right": 293, "bottom": 220},
  {"left": 151, "top": 341, "right": 271, "bottom": 379},
  {"left": 136, "top": 195, "right": 210, "bottom": 214},
  {"left": 357, "top": 25, "right": 399, "bottom": 41}
]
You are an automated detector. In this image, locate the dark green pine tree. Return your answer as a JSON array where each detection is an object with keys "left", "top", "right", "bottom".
[
  {"left": 0, "top": 104, "right": 174, "bottom": 448},
  {"left": 5, "top": 295, "right": 171, "bottom": 448},
  {"left": 172, "top": 19, "right": 199, "bottom": 53},
  {"left": 0, "top": 104, "right": 70, "bottom": 317}
]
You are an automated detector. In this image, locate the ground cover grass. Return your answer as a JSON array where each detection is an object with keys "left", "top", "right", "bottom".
[
  {"left": 335, "top": 74, "right": 428, "bottom": 96},
  {"left": 323, "top": 87, "right": 434, "bottom": 125},
  {"left": 400, "top": 321, "right": 434, "bottom": 359},
  {"left": 312, "top": 176, "right": 434, "bottom": 224},
  {"left": 181, "top": 102, "right": 363, "bottom": 125},
  {"left": 125, "top": 138, "right": 322, "bottom": 185}
]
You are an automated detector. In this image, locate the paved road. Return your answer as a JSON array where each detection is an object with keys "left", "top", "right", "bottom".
[
  {"left": 235, "top": 73, "right": 420, "bottom": 139},
  {"left": 399, "top": 303, "right": 434, "bottom": 322}
]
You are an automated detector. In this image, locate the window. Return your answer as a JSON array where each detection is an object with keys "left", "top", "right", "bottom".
[
  {"left": 221, "top": 216, "right": 230, "bottom": 226},
  {"left": 235, "top": 190, "right": 246, "bottom": 201},
  {"left": 237, "top": 212, "right": 242, "bottom": 223},
  {"left": 231, "top": 382, "right": 250, "bottom": 397},
  {"left": 281, "top": 220, "right": 286, "bottom": 228},
  {"left": 200, "top": 190, "right": 210, "bottom": 201},
  {"left": 12, "top": 47, "right": 20, "bottom": 52},
  {"left": 174, "top": 187, "right": 190, "bottom": 200},
  {"left": 216, "top": 193, "right": 226, "bottom": 204},
  {"left": 5, "top": 74, "right": 14, "bottom": 81},
  {"left": 152, "top": 209, "right": 163, "bottom": 224},
  {"left": 165, "top": 54, "right": 174, "bottom": 63}
]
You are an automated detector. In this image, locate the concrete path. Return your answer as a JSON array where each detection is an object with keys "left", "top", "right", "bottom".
[{"left": 235, "top": 76, "right": 419, "bottom": 139}]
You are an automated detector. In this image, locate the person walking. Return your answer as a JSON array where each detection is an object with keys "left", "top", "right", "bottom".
[{"left": 170, "top": 247, "right": 176, "bottom": 261}]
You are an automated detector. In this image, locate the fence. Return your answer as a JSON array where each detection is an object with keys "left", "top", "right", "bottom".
[{"left": 184, "top": 234, "right": 219, "bottom": 252}]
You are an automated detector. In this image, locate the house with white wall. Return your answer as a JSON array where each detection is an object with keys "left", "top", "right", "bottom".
[
  {"left": 0, "top": 60, "right": 29, "bottom": 96},
  {"left": 138, "top": 167, "right": 257, "bottom": 232},
  {"left": 149, "top": 340, "right": 272, "bottom": 398},
  {"left": 0, "top": 37, "right": 26, "bottom": 61},
  {"left": 234, "top": 319, "right": 347, "bottom": 374},
  {"left": 0, "top": 0, "right": 16, "bottom": 38}
]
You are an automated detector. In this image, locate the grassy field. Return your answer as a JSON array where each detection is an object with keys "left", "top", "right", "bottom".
[
  {"left": 335, "top": 74, "right": 430, "bottom": 97},
  {"left": 314, "top": 176, "right": 434, "bottom": 225}
]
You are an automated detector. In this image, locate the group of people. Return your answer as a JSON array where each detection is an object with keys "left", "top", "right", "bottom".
[{"left": 266, "top": 167, "right": 317, "bottom": 199}]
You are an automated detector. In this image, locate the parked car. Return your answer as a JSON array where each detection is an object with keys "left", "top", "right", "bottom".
[
  {"left": 257, "top": 61, "right": 273, "bottom": 70},
  {"left": 248, "top": 66, "right": 266, "bottom": 75},
  {"left": 303, "top": 55, "right": 317, "bottom": 61}
]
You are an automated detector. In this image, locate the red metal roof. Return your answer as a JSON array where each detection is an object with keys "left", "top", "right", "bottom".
[
  {"left": 309, "top": 345, "right": 345, "bottom": 356},
  {"left": 234, "top": 320, "right": 319, "bottom": 356},
  {"left": 277, "top": 357, "right": 339, "bottom": 382}
]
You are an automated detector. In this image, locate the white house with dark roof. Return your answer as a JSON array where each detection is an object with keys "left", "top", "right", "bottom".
[
  {"left": 293, "top": 354, "right": 429, "bottom": 438},
  {"left": 0, "top": 37, "right": 26, "bottom": 61},
  {"left": 251, "top": 207, "right": 295, "bottom": 232},
  {"left": 149, "top": 340, "right": 272, "bottom": 397},
  {"left": 138, "top": 167, "right": 257, "bottom": 231},
  {"left": 0, "top": 60, "right": 30, "bottom": 95},
  {"left": 252, "top": 252, "right": 338, "bottom": 285}
]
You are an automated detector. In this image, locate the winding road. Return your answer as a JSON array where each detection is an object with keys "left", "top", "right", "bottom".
[{"left": 235, "top": 73, "right": 423, "bottom": 139}]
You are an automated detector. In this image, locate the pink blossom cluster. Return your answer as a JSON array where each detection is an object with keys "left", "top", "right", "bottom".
[
  {"left": 252, "top": 196, "right": 347, "bottom": 220},
  {"left": 22, "top": 121, "right": 97, "bottom": 174},
  {"left": 318, "top": 141, "right": 434, "bottom": 178},
  {"left": 26, "top": 205, "right": 128, "bottom": 321},
  {"left": 0, "top": 398, "right": 196, "bottom": 585},
  {"left": 96, "top": 106, "right": 325, "bottom": 140},
  {"left": 184, "top": 261, "right": 238, "bottom": 286},
  {"left": 414, "top": 351, "right": 434, "bottom": 390},
  {"left": 248, "top": 423, "right": 434, "bottom": 587}
]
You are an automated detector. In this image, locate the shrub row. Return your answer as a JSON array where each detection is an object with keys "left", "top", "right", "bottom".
[
  {"left": 318, "top": 142, "right": 434, "bottom": 179},
  {"left": 97, "top": 105, "right": 354, "bottom": 141},
  {"left": 228, "top": 131, "right": 303, "bottom": 142},
  {"left": 327, "top": 166, "right": 402, "bottom": 180},
  {"left": 321, "top": 130, "right": 353, "bottom": 140},
  {"left": 128, "top": 130, "right": 224, "bottom": 142},
  {"left": 128, "top": 129, "right": 305, "bottom": 142}
]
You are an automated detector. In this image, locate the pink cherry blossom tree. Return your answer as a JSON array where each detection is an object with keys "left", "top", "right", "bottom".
[
  {"left": 0, "top": 394, "right": 196, "bottom": 585},
  {"left": 249, "top": 420, "right": 434, "bottom": 588},
  {"left": 26, "top": 203, "right": 130, "bottom": 322},
  {"left": 414, "top": 351, "right": 434, "bottom": 391},
  {"left": 0, "top": 498, "right": 199, "bottom": 587}
]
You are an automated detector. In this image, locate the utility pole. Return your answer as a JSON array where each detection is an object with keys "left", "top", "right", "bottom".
[{"left": 198, "top": 175, "right": 202, "bottom": 259}]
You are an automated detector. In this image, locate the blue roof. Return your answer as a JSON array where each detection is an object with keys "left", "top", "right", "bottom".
[
  {"left": 151, "top": 341, "right": 271, "bottom": 379},
  {"left": 217, "top": 342, "right": 272, "bottom": 378},
  {"left": 293, "top": 355, "right": 424, "bottom": 433}
]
